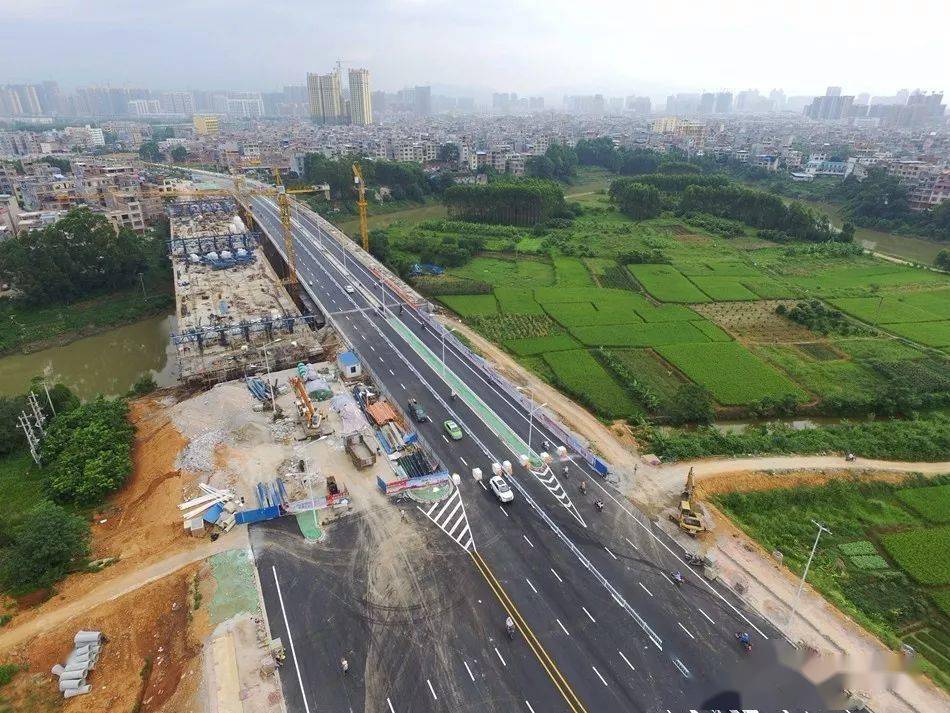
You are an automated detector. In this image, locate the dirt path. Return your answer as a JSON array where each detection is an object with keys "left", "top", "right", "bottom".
[{"left": 0, "top": 528, "right": 247, "bottom": 654}]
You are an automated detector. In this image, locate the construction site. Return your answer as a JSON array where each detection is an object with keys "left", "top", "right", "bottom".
[{"left": 168, "top": 196, "right": 329, "bottom": 385}]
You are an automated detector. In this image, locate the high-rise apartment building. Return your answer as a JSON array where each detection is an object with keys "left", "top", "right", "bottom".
[
  {"left": 412, "top": 86, "right": 432, "bottom": 116},
  {"left": 804, "top": 87, "right": 854, "bottom": 121},
  {"left": 714, "top": 92, "right": 733, "bottom": 113},
  {"left": 347, "top": 69, "right": 373, "bottom": 125},
  {"left": 307, "top": 72, "right": 344, "bottom": 124}
]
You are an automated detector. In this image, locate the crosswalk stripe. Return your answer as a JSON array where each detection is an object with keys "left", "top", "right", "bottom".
[{"left": 420, "top": 487, "right": 476, "bottom": 552}]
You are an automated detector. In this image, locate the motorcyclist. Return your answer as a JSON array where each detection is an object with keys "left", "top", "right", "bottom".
[
  {"left": 673, "top": 570, "right": 684, "bottom": 585},
  {"left": 594, "top": 500, "right": 605, "bottom": 512},
  {"left": 450, "top": 391, "right": 457, "bottom": 401},
  {"left": 505, "top": 616, "right": 515, "bottom": 638},
  {"left": 542, "top": 438, "right": 551, "bottom": 452},
  {"left": 562, "top": 465, "right": 569, "bottom": 478},
  {"left": 340, "top": 657, "right": 349, "bottom": 675},
  {"left": 579, "top": 480, "right": 587, "bottom": 495}
]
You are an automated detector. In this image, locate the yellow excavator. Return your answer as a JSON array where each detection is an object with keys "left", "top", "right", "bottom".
[{"left": 669, "top": 468, "right": 707, "bottom": 537}]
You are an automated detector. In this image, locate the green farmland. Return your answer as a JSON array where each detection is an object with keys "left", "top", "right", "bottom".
[
  {"left": 716, "top": 475, "right": 950, "bottom": 689},
  {"left": 376, "top": 194, "right": 950, "bottom": 429}
]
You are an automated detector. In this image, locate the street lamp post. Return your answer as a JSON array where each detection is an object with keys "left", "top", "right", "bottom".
[
  {"left": 786, "top": 519, "right": 831, "bottom": 627},
  {"left": 440, "top": 326, "right": 457, "bottom": 378}
]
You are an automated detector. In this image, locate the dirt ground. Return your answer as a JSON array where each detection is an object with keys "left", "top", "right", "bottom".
[
  {"left": 696, "top": 467, "right": 922, "bottom": 496},
  {"left": 0, "top": 564, "right": 204, "bottom": 713},
  {"left": 692, "top": 300, "right": 818, "bottom": 342}
]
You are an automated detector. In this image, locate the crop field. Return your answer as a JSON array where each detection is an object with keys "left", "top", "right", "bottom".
[
  {"left": 715, "top": 476, "right": 950, "bottom": 688},
  {"left": 467, "top": 313, "right": 559, "bottom": 342},
  {"left": 901, "top": 289, "right": 950, "bottom": 319},
  {"left": 881, "top": 525, "right": 950, "bottom": 585},
  {"left": 688, "top": 276, "right": 760, "bottom": 301},
  {"left": 885, "top": 321, "right": 950, "bottom": 348},
  {"left": 689, "top": 320, "right": 733, "bottom": 341},
  {"left": 542, "top": 349, "right": 639, "bottom": 419},
  {"left": 755, "top": 344, "right": 882, "bottom": 398},
  {"left": 830, "top": 296, "right": 944, "bottom": 325},
  {"left": 504, "top": 333, "right": 579, "bottom": 356},
  {"left": 494, "top": 287, "right": 545, "bottom": 314},
  {"left": 449, "top": 256, "right": 554, "bottom": 287},
  {"left": 543, "top": 301, "right": 644, "bottom": 328},
  {"left": 657, "top": 342, "right": 808, "bottom": 405},
  {"left": 553, "top": 257, "right": 595, "bottom": 287},
  {"left": 438, "top": 294, "right": 498, "bottom": 316},
  {"left": 627, "top": 264, "right": 711, "bottom": 303},
  {"left": 605, "top": 348, "right": 686, "bottom": 401},
  {"left": 570, "top": 321, "right": 713, "bottom": 348},
  {"left": 897, "top": 484, "right": 950, "bottom": 523},
  {"left": 783, "top": 265, "right": 948, "bottom": 297}
]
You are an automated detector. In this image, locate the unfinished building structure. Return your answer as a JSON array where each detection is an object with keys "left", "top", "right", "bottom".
[{"left": 169, "top": 198, "right": 328, "bottom": 385}]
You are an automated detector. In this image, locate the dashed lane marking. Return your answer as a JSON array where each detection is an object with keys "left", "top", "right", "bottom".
[
  {"left": 389, "top": 369, "right": 395, "bottom": 376},
  {"left": 550, "top": 568, "right": 563, "bottom": 583},
  {"left": 426, "top": 679, "right": 438, "bottom": 700},
  {"left": 624, "top": 537, "right": 638, "bottom": 550},
  {"left": 592, "top": 666, "right": 608, "bottom": 686},
  {"left": 677, "top": 622, "right": 695, "bottom": 640},
  {"left": 604, "top": 546, "right": 617, "bottom": 560},
  {"left": 525, "top": 578, "right": 537, "bottom": 594},
  {"left": 525, "top": 702, "right": 537, "bottom": 713},
  {"left": 556, "top": 618, "right": 570, "bottom": 636},
  {"left": 638, "top": 582, "right": 653, "bottom": 597},
  {"left": 387, "top": 698, "right": 395, "bottom": 713},
  {"left": 618, "top": 650, "right": 635, "bottom": 672},
  {"left": 582, "top": 606, "right": 596, "bottom": 623},
  {"left": 463, "top": 660, "right": 475, "bottom": 682},
  {"left": 499, "top": 505, "right": 509, "bottom": 518},
  {"left": 523, "top": 534, "right": 534, "bottom": 548},
  {"left": 698, "top": 608, "right": 715, "bottom": 624},
  {"left": 460, "top": 456, "right": 468, "bottom": 466},
  {"left": 494, "top": 647, "right": 507, "bottom": 667}
]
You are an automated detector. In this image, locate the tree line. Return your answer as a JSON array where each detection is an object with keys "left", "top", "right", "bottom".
[
  {"left": 301, "top": 153, "right": 449, "bottom": 202},
  {"left": 442, "top": 179, "right": 567, "bottom": 227},
  {"left": 608, "top": 174, "right": 838, "bottom": 242}
]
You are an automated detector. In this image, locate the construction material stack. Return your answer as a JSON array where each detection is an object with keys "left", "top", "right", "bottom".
[{"left": 51, "top": 630, "right": 105, "bottom": 699}]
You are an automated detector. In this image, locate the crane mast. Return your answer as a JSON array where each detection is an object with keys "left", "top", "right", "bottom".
[{"left": 352, "top": 163, "right": 369, "bottom": 252}]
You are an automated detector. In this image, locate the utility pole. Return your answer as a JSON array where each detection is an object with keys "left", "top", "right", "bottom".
[
  {"left": 43, "top": 383, "right": 56, "bottom": 417},
  {"left": 18, "top": 411, "right": 42, "bottom": 466},
  {"left": 786, "top": 520, "right": 831, "bottom": 628}
]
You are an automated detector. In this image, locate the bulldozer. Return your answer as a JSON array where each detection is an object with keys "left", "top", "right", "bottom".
[{"left": 669, "top": 468, "right": 707, "bottom": 537}]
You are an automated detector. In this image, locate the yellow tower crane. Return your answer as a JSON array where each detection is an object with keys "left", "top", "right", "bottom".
[
  {"left": 271, "top": 168, "right": 317, "bottom": 287},
  {"left": 352, "top": 162, "right": 369, "bottom": 251}
]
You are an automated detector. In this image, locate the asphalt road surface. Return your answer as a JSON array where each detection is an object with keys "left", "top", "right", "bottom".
[{"left": 247, "top": 195, "right": 842, "bottom": 712}]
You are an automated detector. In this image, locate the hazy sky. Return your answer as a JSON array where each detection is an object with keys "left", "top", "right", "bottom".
[{"left": 3, "top": 0, "right": 947, "bottom": 99}]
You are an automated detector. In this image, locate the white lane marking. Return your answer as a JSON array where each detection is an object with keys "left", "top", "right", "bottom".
[
  {"left": 400, "top": 383, "right": 406, "bottom": 390},
  {"left": 389, "top": 369, "right": 395, "bottom": 376},
  {"left": 442, "top": 435, "right": 450, "bottom": 444},
  {"left": 499, "top": 505, "right": 509, "bottom": 517},
  {"left": 387, "top": 698, "right": 395, "bottom": 713},
  {"left": 345, "top": 315, "right": 351, "bottom": 321},
  {"left": 369, "top": 345, "right": 376, "bottom": 352},
  {"left": 494, "top": 647, "right": 507, "bottom": 667},
  {"left": 479, "top": 480, "right": 487, "bottom": 491},
  {"left": 463, "top": 660, "right": 475, "bottom": 682},
  {"left": 624, "top": 537, "right": 638, "bottom": 550},
  {"left": 426, "top": 679, "right": 438, "bottom": 700},
  {"left": 618, "top": 650, "right": 636, "bottom": 672},
  {"left": 525, "top": 577, "right": 537, "bottom": 594},
  {"left": 550, "top": 568, "right": 563, "bottom": 583},
  {"left": 525, "top": 701, "right": 537, "bottom": 713},
  {"left": 460, "top": 457, "right": 468, "bottom": 466},
  {"left": 698, "top": 607, "right": 715, "bottom": 624},
  {"left": 661, "top": 572, "right": 674, "bottom": 586},
  {"left": 271, "top": 566, "right": 311, "bottom": 713},
  {"left": 638, "top": 582, "right": 653, "bottom": 597},
  {"left": 582, "top": 606, "right": 597, "bottom": 623},
  {"left": 556, "top": 618, "right": 570, "bottom": 636},
  {"left": 677, "top": 622, "right": 695, "bottom": 640},
  {"left": 592, "top": 665, "right": 608, "bottom": 686},
  {"left": 523, "top": 534, "right": 534, "bottom": 548},
  {"left": 604, "top": 545, "right": 617, "bottom": 560},
  {"left": 378, "top": 356, "right": 385, "bottom": 364}
]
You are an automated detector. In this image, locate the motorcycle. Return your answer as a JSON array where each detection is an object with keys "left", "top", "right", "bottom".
[
  {"left": 505, "top": 618, "right": 516, "bottom": 640},
  {"left": 672, "top": 571, "right": 684, "bottom": 587},
  {"left": 594, "top": 500, "right": 605, "bottom": 513},
  {"left": 684, "top": 553, "right": 705, "bottom": 568}
]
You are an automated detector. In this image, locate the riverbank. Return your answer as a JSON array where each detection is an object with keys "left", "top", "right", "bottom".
[{"left": 0, "top": 286, "right": 173, "bottom": 357}]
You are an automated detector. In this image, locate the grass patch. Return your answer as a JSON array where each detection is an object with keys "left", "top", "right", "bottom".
[
  {"left": 494, "top": 287, "right": 544, "bottom": 314},
  {"left": 542, "top": 349, "right": 640, "bottom": 419},
  {"left": 830, "top": 297, "right": 943, "bottom": 325},
  {"left": 542, "top": 301, "right": 643, "bottom": 328},
  {"left": 840, "top": 540, "right": 878, "bottom": 556},
  {"left": 605, "top": 349, "right": 686, "bottom": 402},
  {"left": 689, "top": 276, "right": 760, "bottom": 301},
  {"left": 0, "top": 451, "right": 48, "bottom": 529},
  {"left": 656, "top": 342, "right": 808, "bottom": 405},
  {"left": 449, "top": 257, "right": 554, "bottom": 288},
  {"left": 690, "top": 320, "right": 732, "bottom": 341},
  {"left": 885, "top": 321, "right": 950, "bottom": 348},
  {"left": 755, "top": 344, "right": 882, "bottom": 398}
]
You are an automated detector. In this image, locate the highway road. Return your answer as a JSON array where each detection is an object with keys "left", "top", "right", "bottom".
[{"left": 247, "top": 194, "right": 841, "bottom": 712}]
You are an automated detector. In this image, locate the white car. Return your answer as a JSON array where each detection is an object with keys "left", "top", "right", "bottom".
[
  {"left": 489, "top": 475, "right": 514, "bottom": 503},
  {"left": 308, "top": 280, "right": 314, "bottom": 286},
  {"left": 345, "top": 285, "right": 355, "bottom": 294}
]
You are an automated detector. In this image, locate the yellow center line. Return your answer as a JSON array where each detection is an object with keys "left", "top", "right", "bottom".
[{"left": 471, "top": 551, "right": 588, "bottom": 713}]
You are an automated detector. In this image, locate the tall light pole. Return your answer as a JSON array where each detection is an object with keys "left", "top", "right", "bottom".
[
  {"left": 516, "top": 385, "right": 546, "bottom": 455},
  {"left": 440, "top": 326, "right": 457, "bottom": 378},
  {"left": 259, "top": 338, "right": 282, "bottom": 415},
  {"left": 787, "top": 520, "right": 831, "bottom": 628}
]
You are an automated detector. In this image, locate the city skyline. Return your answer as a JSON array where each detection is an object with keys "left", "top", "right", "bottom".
[{"left": 3, "top": 1, "right": 947, "bottom": 98}]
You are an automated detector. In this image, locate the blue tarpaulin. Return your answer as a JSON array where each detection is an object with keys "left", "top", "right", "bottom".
[{"left": 202, "top": 502, "right": 225, "bottom": 523}]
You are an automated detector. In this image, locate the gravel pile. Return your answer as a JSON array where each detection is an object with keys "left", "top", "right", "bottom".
[{"left": 177, "top": 429, "right": 225, "bottom": 472}]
